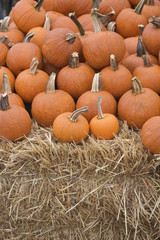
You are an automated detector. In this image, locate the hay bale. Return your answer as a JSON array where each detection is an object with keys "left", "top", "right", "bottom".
[{"left": 0, "top": 121, "right": 159, "bottom": 239}]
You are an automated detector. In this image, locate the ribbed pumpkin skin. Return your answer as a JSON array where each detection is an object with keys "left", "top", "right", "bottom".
[
  {"left": 53, "top": 112, "right": 89, "bottom": 143},
  {"left": 76, "top": 91, "right": 117, "bottom": 122},
  {"left": 133, "top": 65, "right": 160, "bottom": 94},
  {"left": 143, "top": 23, "right": 160, "bottom": 57},
  {"left": 12, "top": 0, "right": 46, "bottom": 33},
  {"left": 0, "top": 105, "right": 32, "bottom": 141},
  {"left": 116, "top": 9, "right": 147, "bottom": 38},
  {"left": 42, "top": 0, "right": 57, "bottom": 11},
  {"left": 15, "top": 69, "right": 48, "bottom": 104},
  {"left": 142, "top": 5, "right": 160, "bottom": 21},
  {"left": 101, "top": 64, "right": 132, "bottom": 99},
  {"left": 27, "top": 27, "right": 49, "bottom": 49},
  {"left": 42, "top": 28, "right": 82, "bottom": 68},
  {"left": 0, "top": 42, "right": 8, "bottom": 66},
  {"left": 142, "top": 116, "right": 160, "bottom": 154},
  {"left": 124, "top": 36, "right": 138, "bottom": 55},
  {"left": 118, "top": 88, "right": 160, "bottom": 129},
  {"left": 0, "top": 23, "right": 24, "bottom": 45},
  {"left": 57, "top": 63, "right": 95, "bottom": 100},
  {"left": 83, "top": 32, "right": 126, "bottom": 70},
  {"left": 6, "top": 43, "right": 43, "bottom": 76},
  {"left": 0, "top": 66, "right": 15, "bottom": 92},
  {"left": 50, "top": 16, "right": 79, "bottom": 32},
  {"left": 90, "top": 113, "right": 119, "bottom": 140},
  {"left": 31, "top": 90, "right": 75, "bottom": 127},
  {"left": 77, "top": 14, "right": 106, "bottom": 32},
  {"left": 0, "top": 93, "right": 25, "bottom": 108}
]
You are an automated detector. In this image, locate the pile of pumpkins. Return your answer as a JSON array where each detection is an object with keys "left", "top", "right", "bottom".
[{"left": 0, "top": 0, "right": 160, "bottom": 154}]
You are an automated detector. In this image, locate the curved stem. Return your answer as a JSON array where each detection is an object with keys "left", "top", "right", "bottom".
[
  {"left": 66, "top": 33, "right": 77, "bottom": 44},
  {"left": 69, "top": 52, "right": 79, "bottom": 68},
  {"left": 43, "top": 13, "right": 50, "bottom": 30},
  {"left": 97, "top": 96, "right": 104, "bottom": 119},
  {"left": 0, "top": 36, "right": 8, "bottom": 44},
  {"left": 132, "top": 76, "right": 144, "bottom": 95},
  {"left": 69, "top": 12, "right": 85, "bottom": 36},
  {"left": 68, "top": 106, "right": 88, "bottom": 122},
  {"left": 0, "top": 16, "right": 10, "bottom": 32},
  {"left": 134, "top": 0, "right": 146, "bottom": 14},
  {"left": 45, "top": 72, "right": 56, "bottom": 93},
  {"left": 23, "top": 32, "right": 34, "bottom": 42},
  {"left": 142, "top": 54, "right": 153, "bottom": 67},
  {"left": 34, "top": 0, "right": 44, "bottom": 11},
  {"left": 107, "top": 21, "right": 116, "bottom": 32},
  {"left": 110, "top": 54, "right": 119, "bottom": 71},
  {"left": 137, "top": 36, "right": 146, "bottom": 57},
  {"left": 30, "top": 57, "right": 39, "bottom": 75},
  {"left": 147, "top": 0, "right": 154, "bottom": 5},
  {"left": 91, "top": 8, "right": 103, "bottom": 33},
  {"left": 0, "top": 93, "right": 10, "bottom": 111},
  {"left": 149, "top": 16, "right": 160, "bottom": 28},
  {"left": 1, "top": 73, "right": 12, "bottom": 94},
  {"left": 96, "top": 8, "right": 115, "bottom": 27},
  {"left": 91, "top": 73, "right": 102, "bottom": 92}
]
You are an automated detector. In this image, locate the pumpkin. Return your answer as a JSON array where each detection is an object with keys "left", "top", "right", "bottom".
[
  {"left": 133, "top": 54, "right": 160, "bottom": 94},
  {"left": 128, "top": 0, "right": 140, "bottom": 7},
  {"left": 76, "top": 73, "right": 117, "bottom": 122},
  {"left": 142, "top": 0, "right": 160, "bottom": 21},
  {"left": 0, "top": 16, "right": 24, "bottom": 45},
  {"left": 101, "top": 54, "right": 132, "bottom": 100},
  {"left": 122, "top": 36, "right": 159, "bottom": 73},
  {"left": 47, "top": 11, "right": 64, "bottom": 27},
  {"left": 31, "top": 72, "right": 75, "bottom": 127},
  {"left": 43, "top": 57, "right": 60, "bottom": 75},
  {"left": 118, "top": 77, "right": 160, "bottom": 129},
  {"left": 6, "top": 33, "right": 43, "bottom": 76},
  {"left": 15, "top": 57, "right": 48, "bottom": 104},
  {"left": 116, "top": 0, "right": 147, "bottom": 38},
  {"left": 27, "top": 13, "right": 50, "bottom": 49},
  {"left": 0, "top": 73, "right": 24, "bottom": 108},
  {"left": 0, "top": 66, "right": 15, "bottom": 92},
  {"left": 142, "top": 16, "right": 160, "bottom": 56},
  {"left": 42, "top": 0, "right": 57, "bottom": 11},
  {"left": 99, "top": 0, "right": 131, "bottom": 21},
  {"left": 0, "top": 36, "right": 8, "bottom": 66},
  {"left": 82, "top": 8, "right": 126, "bottom": 70},
  {"left": 141, "top": 116, "right": 160, "bottom": 154},
  {"left": 0, "top": 94, "right": 32, "bottom": 141},
  {"left": 53, "top": 106, "right": 89, "bottom": 143},
  {"left": 42, "top": 28, "right": 82, "bottom": 68},
  {"left": 12, "top": 0, "right": 46, "bottom": 33},
  {"left": 57, "top": 52, "right": 95, "bottom": 100},
  {"left": 50, "top": 16, "right": 79, "bottom": 32},
  {"left": 90, "top": 96, "right": 119, "bottom": 140}
]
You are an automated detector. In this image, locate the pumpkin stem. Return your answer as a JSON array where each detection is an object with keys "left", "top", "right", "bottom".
[
  {"left": 137, "top": 36, "right": 146, "bottom": 57},
  {"left": 1, "top": 73, "right": 12, "bottom": 94},
  {"left": 0, "top": 35, "right": 8, "bottom": 44},
  {"left": 138, "top": 24, "right": 145, "bottom": 37},
  {"left": 134, "top": 0, "right": 146, "bottom": 14},
  {"left": 68, "top": 106, "right": 88, "bottom": 122},
  {"left": 132, "top": 76, "right": 144, "bottom": 95},
  {"left": 69, "top": 52, "right": 79, "bottom": 68},
  {"left": 146, "top": 0, "right": 154, "bottom": 5},
  {"left": 149, "top": 16, "right": 160, "bottom": 28},
  {"left": 30, "top": 57, "right": 39, "bottom": 75},
  {"left": 92, "top": 0, "right": 102, "bottom": 8},
  {"left": 43, "top": 13, "right": 51, "bottom": 30},
  {"left": 91, "top": 7, "right": 103, "bottom": 33},
  {"left": 0, "top": 93, "right": 10, "bottom": 111},
  {"left": 23, "top": 32, "right": 34, "bottom": 42},
  {"left": 69, "top": 12, "right": 85, "bottom": 37},
  {"left": 110, "top": 54, "right": 119, "bottom": 71},
  {"left": 0, "top": 16, "right": 10, "bottom": 32},
  {"left": 107, "top": 21, "right": 116, "bottom": 32},
  {"left": 45, "top": 72, "right": 56, "bottom": 93},
  {"left": 34, "top": 0, "right": 44, "bottom": 11},
  {"left": 91, "top": 73, "right": 102, "bottom": 92},
  {"left": 142, "top": 54, "right": 153, "bottom": 67},
  {"left": 66, "top": 33, "right": 77, "bottom": 44},
  {"left": 96, "top": 8, "right": 115, "bottom": 27},
  {"left": 97, "top": 96, "right": 104, "bottom": 119}
]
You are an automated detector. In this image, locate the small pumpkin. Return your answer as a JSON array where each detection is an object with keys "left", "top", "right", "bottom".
[
  {"left": 118, "top": 76, "right": 160, "bottom": 129},
  {"left": 76, "top": 72, "right": 117, "bottom": 122},
  {"left": 0, "top": 66, "right": 15, "bottom": 92},
  {"left": 50, "top": 16, "right": 79, "bottom": 32},
  {"left": 142, "top": 0, "right": 160, "bottom": 21},
  {"left": 141, "top": 116, "right": 160, "bottom": 154},
  {"left": 0, "top": 36, "right": 8, "bottom": 66},
  {"left": 0, "top": 94, "right": 32, "bottom": 141},
  {"left": 101, "top": 54, "right": 132, "bottom": 100},
  {"left": 31, "top": 72, "right": 75, "bottom": 127},
  {"left": 42, "top": 0, "right": 57, "bottom": 11},
  {"left": 57, "top": 52, "right": 95, "bottom": 100},
  {"left": 53, "top": 106, "right": 89, "bottom": 143},
  {"left": 0, "top": 73, "right": 24, "bottom": 108},
  {"left": 90, "top": 96, "right": 119, "bottom": 140},
  {"left": 15, "top": 57, "right": 48, "bottom": 104}
]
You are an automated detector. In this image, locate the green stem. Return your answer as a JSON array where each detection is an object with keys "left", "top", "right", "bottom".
[
  {"left": 69, "top": 12, "right": 85, "bottom": 37},
  {"left": 91, "top": 73, "right": 102, "bottom": 92},
  {"left": 1, "top": 73, "right": 12, "bottom": 94},
  {"left": 137, "top": 36, "right": 146, "bottom": 57},
  {"left": 69, "top": 52, "right": 79, "bottom": 68},
  {"left": 68, "top": 106, "right": 88, "bottom": 122},
  {"left": 132, "top": 76, "right": 144, "bottom": 95},
  {"left": 0, "top": 93, "right": 10, "bottom": 111},
  {"left": 34, "top": 0, "right": 44, "bottom": 11},
  {"left": 45, "top": 72, "right": 56, "bottom": 93},
  {"left": 97, "top": 96, "right": 104, "bottom": 119},
  {"left": 134, "top": 0, "right": 146, "bottom": 14}
]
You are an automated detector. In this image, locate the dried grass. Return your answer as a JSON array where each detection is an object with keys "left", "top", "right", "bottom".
[{"left": 0, "top": 121, "right": 159, "bottom": 240}]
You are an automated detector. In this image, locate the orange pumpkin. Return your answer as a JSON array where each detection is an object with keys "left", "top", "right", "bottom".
[
  {"left": 53, "top": 106, "right": 89, "bottom": 143},
  {"left": 42, "top": 0, "right": 57, "bottom": 11},
  {"left": 50, "top": 16, "right": 78, "bottom": 32},
  {"left": 0, "top": 94, "right": 31, "bottom": 141},
  {"left": 142, "top": 0, "right": 160, "bottom": 21},
  {"left": 90, "top": 97, "right": 119, "bottom": 140},
  {"left": 0, "top": 36, "right": 8, "bottom": 66},
  {"left": 31, "top": 72, "right": 75, "bottom": 127}
]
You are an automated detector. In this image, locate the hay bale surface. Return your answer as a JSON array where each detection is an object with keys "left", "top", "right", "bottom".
[{"left": 0, "top": 121, "right": 159, "bottom": 239}]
